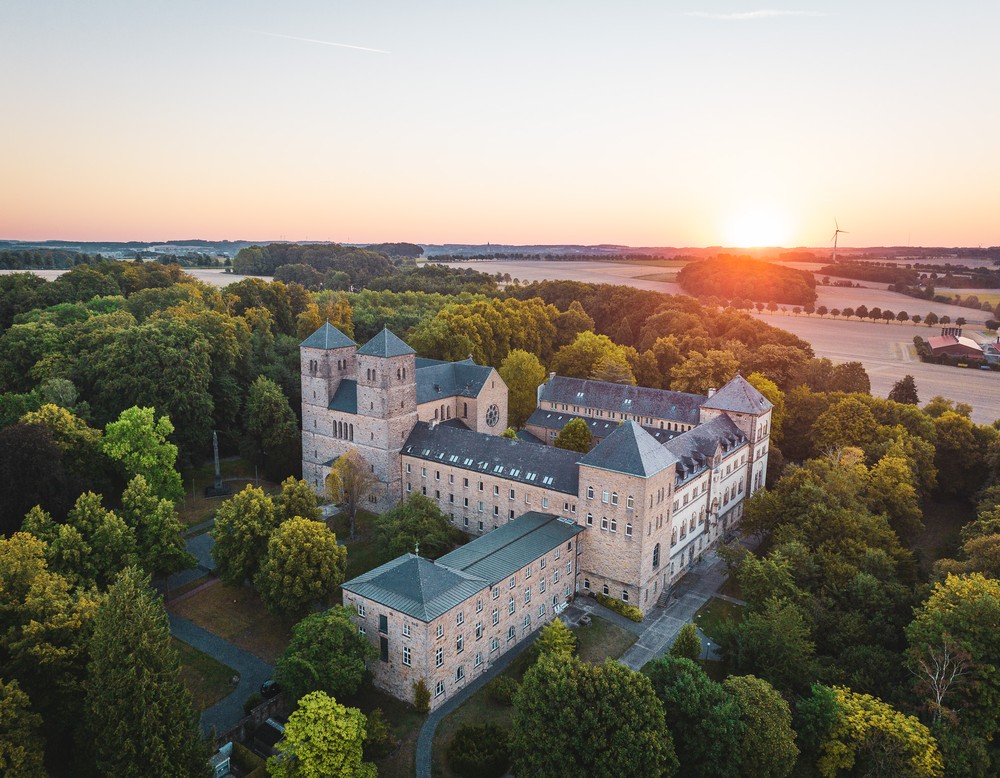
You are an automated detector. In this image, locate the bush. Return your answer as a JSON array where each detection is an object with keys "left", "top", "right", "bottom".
[
  {"left": 447, "top": 724, "right": 511, "bottom": 778},
  {"left": 485, "top": 675, "right": 520, "bottom": 706},
  {"left": 987, "top": 320, "right": 999, "bottom": 331},
  {"left": 597, "top": 592, "right": 644, "bottom": 622},
  {"left": 413, "top": 678, "right": 430, "bottom": 714},
  {"left": 243, "top": 692, "right": 263, "bottom": 716},
  {"left": 364, "top": 707, "right": 397, "bottom": 759}
]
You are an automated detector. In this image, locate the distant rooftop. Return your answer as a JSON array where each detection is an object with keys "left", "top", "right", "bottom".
[
  {"left": 403, "top": 421, "right": 581, "bottom": 494},
  {"left": 540, "top": 376, "right": 706, "bottom": 425},
  {"left": 700, "top": 375, "right": 772, "bottom": 415}
]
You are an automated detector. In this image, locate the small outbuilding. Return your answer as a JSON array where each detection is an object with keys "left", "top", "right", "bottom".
[{"left": 927, "top": 334, "right": 984, "bottom": 360}]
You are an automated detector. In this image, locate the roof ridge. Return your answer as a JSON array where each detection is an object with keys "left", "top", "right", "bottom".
[{"left": 439, "top": 514, "right": 554, "bottom": 574}]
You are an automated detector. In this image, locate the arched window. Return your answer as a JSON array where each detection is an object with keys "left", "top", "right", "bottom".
[
  {"left": 463, "top": 402, "right": 468, "bottom": 418},
  {"left": 447, "top": 407, "right": 451, "bottom": 419},
  {"left": 434, "top": 408, "right": 439, "bottom": 420},
  {"left": 349, "top": 424, "right": 354, "bottom": 441},
  {"left": 652, "top": 543, "right": 660, "bottom": 568}
]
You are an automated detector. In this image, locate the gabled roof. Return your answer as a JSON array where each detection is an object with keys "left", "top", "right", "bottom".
[
  {"left": 578, "top": 421, "right": 678, "bottom": 478},
  {"left": 403, "top": 422, "right": 581, "bottom": 495},
  {"left": 665, "top": 415, "right": 747, "bottom": 483},
  {"left": 416, "top": 360, "right": 493, "bottom": 403},
  {"left": 356, "top": 326, "right": 416, "bottom": 358},
  {"left": 342, "top": 554, "right": 486, "bottom": 622},
  {"left": 540, "top": 376, "right": 706, "bottom": 425},
  {"left": 329, "top": 379, "right": 357, "bottom": 414},
  {"left": 525, "top": 408, "right": 680, "bottom": 445},
  {"left": 700, "top": 375, "right": 772, "bottom": 415},
  {"left": 300, "top": 322, "right": 356, "bottom": 350},
  {"left": 436, "top": 512, "right": 584, "bottom": 586}
]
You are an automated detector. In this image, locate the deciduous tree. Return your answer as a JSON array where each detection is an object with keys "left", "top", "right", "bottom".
[
  {"left": 533, "top": 618, "right": 576, "bottom": 660},
  {"left": 374, "top": 493, "right": 462, "bottom": 560},
  {"left": 670, "top": 350, "right": 739, "bottom": 395},
  {"left": 210, "top": 486, "right": 280, "bottom": 586},
  {"left": 0, "top": 678, "right": 47, "bottom": 778},
  {"left": 498, "top": 349, "right": 547, "bottom": 429},
  {"left": 255, "top": 518, "right": 346, "bottom": 618},
  {"left": 275, "top": 607, "right": 377, "bottom": 705},
  {"left": 512, "top": 654, "right": 678, "bottom": 778},
  {"left": 325, "top": 450, "right": 378, "bottom": 541},
  {"left": 278, "top": 476, "right": 323, "bottom": 523},
  {"left": 101, "top": 406, "right": 184, "bottom": 502},
  {"left": 554, "top": 418, "right": 592, "bottom": 453},
  {"left": 723, "top": 674, "right": 798, "bottom": 778},
  {"left": 888, "top": 374, "right": 920, "bottom": 405},
  {"left": 670, "top": 623, "right": 702, "bottom": 661},
  {"left": 268, "top": 691, "right": 375, "bottom": 778},
  {"left": 120, "top": 475, "right": 195, "bottom": 579}
]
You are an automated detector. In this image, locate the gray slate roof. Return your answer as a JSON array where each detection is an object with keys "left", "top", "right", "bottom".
[
  {"left": 700, "top": 375, "right": 772, "bottom": 415},
  {"left": 403, "top": 422, "right": 581, "bottom": 495},
  {"left": 526, "top": 408, "right": 681, "bottom": 445},
  {"left": 357, "top": 326, "right": 416, "bottom": 358},
  {"left": 664, "top": 415, "right": 747, "bottom": 483},
  {"left": 416, "top": 359, "right": 493, "bottom": 404},
  {"left": 540, "top": 376, "right": 706, "bottom": 425},
  {"left": 578, "top": 421, "right": 678, "bottom": 478},
  {"left": 437, "top": 512, "right": 584, "bottom": 586},
  {"left": 329, "top": 380, "right": 358, "bottom": 413},
  {"left": 342, "top": 554, "right": 486, "bottom": 622},
  {"left": 300, "top": 322, "right": 356, "bottom": 350}
]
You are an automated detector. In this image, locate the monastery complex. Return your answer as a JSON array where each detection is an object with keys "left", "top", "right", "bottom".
[{"left": 300, "top": 323, "right": 772, "bottom": 708}]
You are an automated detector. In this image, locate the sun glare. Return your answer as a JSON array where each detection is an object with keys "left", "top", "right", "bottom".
[{"left": 723, "top": 206, "right": 792, "bottom": 248}]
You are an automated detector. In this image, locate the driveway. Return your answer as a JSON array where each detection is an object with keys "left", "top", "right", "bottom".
[{"left": 169, "top": 613, "right": 274, "bottom": 736}]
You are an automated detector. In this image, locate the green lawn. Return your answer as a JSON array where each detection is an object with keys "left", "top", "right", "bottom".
[
  {"left": 431, "top": 615, "right": 636, "bottom": 776},
  {"left": 693, "top": 597, "right": 744, "bottom": 643},
  {"left": 913, "top": 499, "right": 973, "bottom": 578},
  {"left": 176, "top": 456, "right": 280, "bottom": 526},
  {"left": 173, "top": 637, "right": 237, "bottom": 711}
]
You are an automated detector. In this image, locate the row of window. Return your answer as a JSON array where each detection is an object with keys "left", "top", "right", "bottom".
[
  {"left": 547, "top": 402, "right": 692, "bottom": 431},
  {"left": 584, "top": 513, "right": 633, "bottom": 536},
  {"left": 584, "top": 486, "right": 634, "bottom": 509}
]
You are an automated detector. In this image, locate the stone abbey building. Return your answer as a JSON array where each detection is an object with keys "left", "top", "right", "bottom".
[{"left": 301, "top": 323, "right": 772, "bottom": 708}]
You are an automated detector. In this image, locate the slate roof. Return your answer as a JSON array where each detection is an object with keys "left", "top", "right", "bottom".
[
  {"left": 356, "top": 326, "right": 416, "bottom": 358},
  {"left": 416, "top": 359, "right": 493, "bottom": 404},
  {"left": 540, "top": 376, "right": 706, "bottom": 425},
  {"left": 342, "top": 554, "right": 486, "bottom": 622},
  {"left": 525, "top": 408, "right": 681, "bottom": 445},
  {"left": 700, "top": 375, "right": 772, "bottom": 415},
  {"left": 664, "top": 415, "right": 747, "bottom": 483},
  {"left": 403, "top": 421, "right": 581, "bottom": 495},
  {"left": 300, "top": 322, "right": 356, "bottom": 350},
  {"left": 328, "top": 380, "right": 358, "bottom": 414},
  {"left": 437, "top": 512, "right": 584, "bottom": 586},
  {"left": 578, "top": 421, "right": 678, "bottom": 478}
]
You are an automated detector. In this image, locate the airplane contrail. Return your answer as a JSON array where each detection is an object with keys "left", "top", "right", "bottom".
[{"left": 253, "top": 31, "right": 390, "bottom": 54}]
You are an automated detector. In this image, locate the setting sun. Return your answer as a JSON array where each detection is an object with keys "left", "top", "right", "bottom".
[{"left": 723, "top": 206, "right": 793, "bottom": 248}]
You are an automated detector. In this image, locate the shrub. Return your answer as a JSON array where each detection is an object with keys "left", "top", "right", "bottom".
[
  {"left": 597, "top": 592, "right": 644, "bottom": 622},
  {"left": 364, "top": 707, "right": 397, "bottom": 759},
  {"left": 447, "top": 724, "right": 511, "bottom": 778},
  {"left": 486, "top": 675, "right": 520, "bottom": 706},
  {"left": 987, "top": 319, "right": 999, "bottom": 331},
  {"left": 413, "top": 678, "right": 430, "bottom": 714},
  {"left": 243, "top": 692, "right": 263, "bottom": 716}
]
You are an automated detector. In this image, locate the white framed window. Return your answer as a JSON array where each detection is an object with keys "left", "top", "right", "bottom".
[
  {"left": 494, "top": 485, "right": 500, "bottom": 496},
  {"left": 524, "top": 588, "right": 531, "bottom": 604},
  {"left": 509, "top": 576, "right": 516, "bottom": 589},
  {"left": 405, "top": 464, "right": 411, "bottom": 473},
  {"left": 542, "top": 497, "right": 548, "bottom": 509},
  {"left": 456, "top": 666, "right": 465, "bottom": 682},
  {"left": 625, "top": 523, "right": 632, "bottom": 537},
  {"left": 587, "top": 486, "right": 594, "bottom": 499},
  {"left": 540, "top": 558, "right": 546, "bottom": 569},
  {"left": 538, "top": 604, "right": 546, "bottom": 617},
  {"left": 554, "top": 570, "right": 559, "bottom": 583},
  {"left": 357, "top": 604, "right": 366, "bottom": 618},
  {"left": 611, "top": 492, "right": 619, "bottom": 506},
  {"left": 457, "top": 612, "right": 464, "bottom": 626},
  {"left": 567, "top": 561, "right": 572, "bottom": 574},
  {"left": 602, "top": 490, "right": 609, "bottom": 504},
  {"left": 490, "top": 637, "right": 499, "bottom": 652},
  {"left": 435, "top": 648, "right": 444, "bottom": 668},
  {"left": 435, "top": 680, "right": 445, "bottom": 697},
  {"left": 587, "top": 513, "right": 593, "bottom": 526},
  {"left": 436, "top": 625, "right": 444, "bottom": 640},
  {"left": 403, "top": 622, "right": 411, "bottom": 638},
  {"left": 457, "top": 635, "right": 464, "bottom": 653},
  {"left": 421, "top": 467, "right": 426, "bottom": 478},
  {"left": 526, "top": 565, "right": 532, "bottom": 578},
  {"left": 610, "top": 519, "right": 617, "bottom": 533},
  {"left": 509, "top": 597, "right": 516, "bottom": 615},
  {"left": 507, "top": 625, "right": 516, "bottom": 641},
  {"left": 622, "top": 590, "right": 630, "bottom": 603},
  {"left": 523, "top": 614, "right": 530, "bottom": 629},
  {"left": 601, "top": 517, "right": 609, "bottom": 530},
  {"left": 626, "top": 495, "right": 634, "bottom": 509},
  {"left": 359, "top": 626, "right": 366, "bottom": 636},
  {"left": 492, "top": 586, "right": 499, "bottom": 600},
  {"left": 509, "top": 488, "right": 515, "bottom": 500},
  {"left": 583, "top": 578, "right": 590, "bottom": 590},
  {"left": 476, "top": 598, "right": 483, "bottom": 613},
  {"left": 603, "top": 584, "right": 610, "bottom": 595},
  {"left": 475, "top": 652, "right": 483, "bottom": 667},
  {"left": 492, "top": 608, "right": 500, "bottom": 626},
  {"left": 540, "top": 578, "right": 546, "bottom": 593},
  {"left": 402, "top": 647, "right": 411, "bottom": 666},
  {"left": 475, "top": 622, "right": 483, "bottom": 639}
]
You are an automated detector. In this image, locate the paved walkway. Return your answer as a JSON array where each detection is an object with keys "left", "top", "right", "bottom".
[
  {"left": 168, "top": 613, "right": 274, "bottom": 736},
  {"left": 415, "top": 624, "right": 544, "bottom": 778}
]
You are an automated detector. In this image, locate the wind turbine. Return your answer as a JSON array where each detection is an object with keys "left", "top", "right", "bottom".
[{"left": 831, "top": 219, "right": 849, "bottom": 263}]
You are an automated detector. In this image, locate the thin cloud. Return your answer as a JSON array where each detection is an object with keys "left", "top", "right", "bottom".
[
  {"left": 252, "top": 31, "right": 390, "bottom": 54},
  {"left": 685, "top": 9, "right": 828, "bottom": 21}
]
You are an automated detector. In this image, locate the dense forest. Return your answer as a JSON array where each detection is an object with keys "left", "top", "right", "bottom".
[
  {"left": 678, "top": 255, "right": 819, "bottom": 305},
  {"left": 1, "top": 253, "right": 999, "bottom": 776}
]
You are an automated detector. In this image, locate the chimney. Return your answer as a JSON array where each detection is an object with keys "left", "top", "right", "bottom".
[
  {"left": 429, "top": 418, "right": 438, "bottom": 430},
  {"left": 548, "top": 372, "right": 556, "bottom": 382},
  {"left": 708, "top": 387, "right": 716, "bottom": 398}
]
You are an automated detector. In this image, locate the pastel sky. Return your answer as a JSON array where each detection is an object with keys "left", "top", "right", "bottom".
[{"left": 2, "top": 1, "right": 997, "bottom": 247}]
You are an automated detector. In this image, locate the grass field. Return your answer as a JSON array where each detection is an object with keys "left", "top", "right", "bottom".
[
  {"left": 176, "top": 457, "right": 279, "bottom": 526},
  {"left": 635, "top": 271, "right": 680, "bottom": 283},
  {"left": 173, "top": 637, "right": 237, "bottom": 711},
  {"left": 431, "top": 615, "right": 636, "bottom": 777},
  {"left": 167, "top": 580, "right": 292, "bottom": 664},
  {"left": 913, "top": 499, "right": 972, "bottom": 577}
]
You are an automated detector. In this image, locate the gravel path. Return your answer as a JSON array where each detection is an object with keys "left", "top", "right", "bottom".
[{"left": 168, "top": 613, "right": 274, "bottom": 736}]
